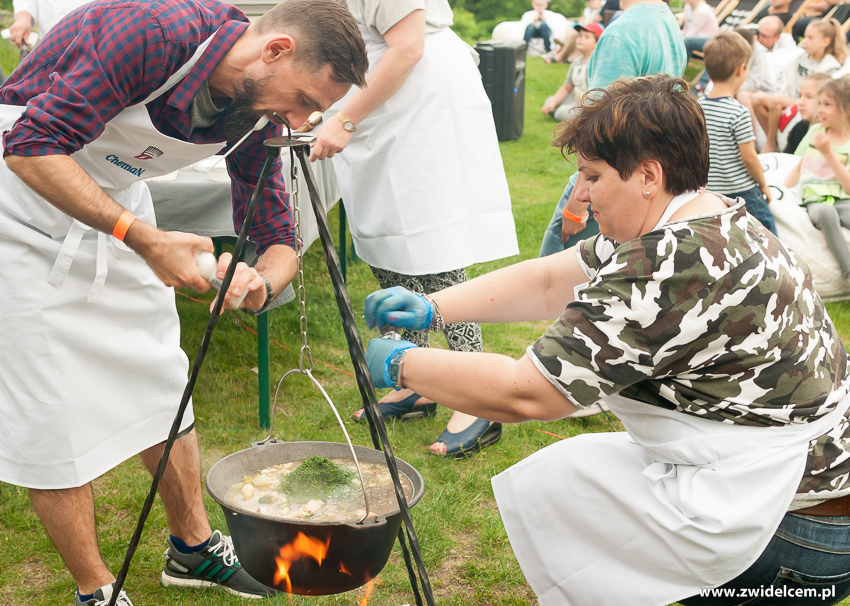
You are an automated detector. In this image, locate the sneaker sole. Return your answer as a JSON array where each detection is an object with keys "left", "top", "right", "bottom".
[{"left": 161, "top": 571, "right": 266, "bottom": 599}]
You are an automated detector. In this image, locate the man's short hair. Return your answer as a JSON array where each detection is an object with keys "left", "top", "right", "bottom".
[
  {"left": 256, "top": 0, "right": 368, "bottom": 88},
  {"left": 553, "top": 75, "right": 709, "bottom": 195},
  {"left": 758, "top": 15, "right": 784, "bottom": 38},
  {"left": 703, "top": 31, "right": 752, "bottom": 83}
]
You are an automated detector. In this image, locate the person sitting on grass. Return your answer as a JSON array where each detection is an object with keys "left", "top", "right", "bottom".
[
  {"left": 523, "top": 0, "right": 555, "bottom": 54},
  {"left": 752, "top": 19, "right": 846, "bottom": 152},
  {"left": 362, "top": 74, "right": 850, "bottom": 606},
  {"left": 541, "top": 23, "right": 602, "bottom": 121},
  {"left": 546, "top": 0, "right": 602, "bottom": 64},
  {"left": 700, "top": 31, "right": 776, "bottom": 234},
  {"left": 784, "top": 76, "right": 850, "bottom": 282}
]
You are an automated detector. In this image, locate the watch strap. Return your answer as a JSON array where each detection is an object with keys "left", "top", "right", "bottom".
[
  {"left": 249, "top": 275, "right": 277, "bottom": 315},
  {"left": 336, "top": 112, "right": 357, "bottom": 132}
]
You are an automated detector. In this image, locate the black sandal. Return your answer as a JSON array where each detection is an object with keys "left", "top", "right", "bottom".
[
  {"left": 352, "top": 393, "right": 438, "bottom": 423},
  {"left": 431, "top": 419, "right": 502, "bottom": 459}
]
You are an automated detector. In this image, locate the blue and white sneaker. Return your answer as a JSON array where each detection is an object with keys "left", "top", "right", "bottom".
[{"left": 161, "top": 530, "right": 276, "bottom": 599}]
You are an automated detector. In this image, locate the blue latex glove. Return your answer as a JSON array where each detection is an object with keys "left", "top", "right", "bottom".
[
  {"left": 364, "top": 286, "right": 433, "bottom": 331},
  {"left": 365, "top": 338, "right": 418, "bottom": 390}
]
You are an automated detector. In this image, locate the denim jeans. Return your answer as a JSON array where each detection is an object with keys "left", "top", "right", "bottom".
[
  {"left": 685, "top": 36, "right": 709, "bottom": 60},
  {"left": 524, "top": 21, "right": 552, "bottom": 52},
  {"left": 728, "top": 185, "right": 778, "bottom": 236},
  {"left": 538, "top": 179, "right": 600, "bottom": 257},
  {"left": 680, "top": 513, "right": 850, "bottom": 605}
]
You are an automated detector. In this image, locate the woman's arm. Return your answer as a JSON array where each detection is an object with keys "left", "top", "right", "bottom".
[
  {"left": 310, "top": 9, "right": 426, "bottom": 160},
  {"left": 399, "top": 349, "right": 579, "bottom": 422},
  {"left": 430, "top": 247, "right": 589, "bottom": 325}
]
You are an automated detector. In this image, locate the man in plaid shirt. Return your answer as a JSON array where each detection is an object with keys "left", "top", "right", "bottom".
[{"left": 0, "top": 0, "right": 367, "bottom": 603}]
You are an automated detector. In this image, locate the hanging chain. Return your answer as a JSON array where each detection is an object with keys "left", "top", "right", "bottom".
[{"left": 289, "top": 143, "right": 314, "bottom": 373}]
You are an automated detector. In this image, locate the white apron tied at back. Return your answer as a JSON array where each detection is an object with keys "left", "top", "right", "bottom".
[
  {"left": 326, "top": 25, "right": 519, "bottom": 275},
  {"left": 0, "top": 31, "right": 228, "bottom": 489},
  {"left": 495, "top": 192, "right": 850, "bottom": 605}
]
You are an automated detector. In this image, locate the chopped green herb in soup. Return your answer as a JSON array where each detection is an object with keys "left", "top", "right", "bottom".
[{"left": 225, "top": 456, "right": 414, "bottom": 522}]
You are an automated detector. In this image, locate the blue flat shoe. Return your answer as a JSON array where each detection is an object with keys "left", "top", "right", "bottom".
[
  {"left": 431, "top": 418, "right": 502, "bottom": 460},
  {"left": 352, "top": 393, "right": 438, "bottom": 423}
]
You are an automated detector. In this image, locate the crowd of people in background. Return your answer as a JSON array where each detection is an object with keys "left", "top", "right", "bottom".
[{"left": 532, "top": 0, "right": 850, "bottom": 292}]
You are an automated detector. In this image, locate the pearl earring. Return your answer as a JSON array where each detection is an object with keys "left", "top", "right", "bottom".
[{"left": 645, "top": 190, "right": 652, "bottom": 197}]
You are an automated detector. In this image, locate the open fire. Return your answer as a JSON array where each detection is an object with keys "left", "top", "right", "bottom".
[
  {"left": 273, "top": 532, "right": 331, "bottom": 593},
  {"left": 272, "top": 532, "right": 378, "bottom": 594}
]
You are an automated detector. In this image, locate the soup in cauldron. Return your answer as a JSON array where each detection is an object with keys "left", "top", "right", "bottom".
[{"left": 225, "top": 456, "right": 414, "bottom": 523}]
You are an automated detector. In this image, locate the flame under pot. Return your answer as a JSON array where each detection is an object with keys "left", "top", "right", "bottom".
[{"left": 206, "top": 441, "right": 424, "bottom": 595}]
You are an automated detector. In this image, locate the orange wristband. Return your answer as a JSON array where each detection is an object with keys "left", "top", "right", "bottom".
[
  {"left": 112, "top": 210, "right": 136, "bottom": 241},
  {"left": 563, "top": 207, "right": 588, "bottom": 224}
]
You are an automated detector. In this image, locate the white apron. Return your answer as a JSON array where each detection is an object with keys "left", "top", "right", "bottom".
[
  {"left": 0, "top": 32, "right": 228, "bottom": 489},
  {"left": 326, "top": 26, "right": 519, "bottom": 275},
  {"left": 493, "top": 193, "right": 850, "bottom": 605}
]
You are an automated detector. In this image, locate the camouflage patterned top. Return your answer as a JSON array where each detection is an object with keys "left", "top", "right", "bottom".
[{"left": 528, "top": 201, "right": 850, "bottom": 501}]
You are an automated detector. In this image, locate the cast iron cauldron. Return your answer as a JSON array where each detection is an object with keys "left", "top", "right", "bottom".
[{"left": 206, "top": 440, "right": 424, "bottom": 595}]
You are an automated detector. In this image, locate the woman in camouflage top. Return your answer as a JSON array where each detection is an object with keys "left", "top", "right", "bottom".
[{"left": 363, "top": 75, "right": 850, "bottom": 605}]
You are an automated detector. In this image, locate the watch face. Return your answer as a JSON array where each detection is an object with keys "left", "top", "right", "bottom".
[{"left": 343, "top": 121, "right": 355, "bottom": 132}]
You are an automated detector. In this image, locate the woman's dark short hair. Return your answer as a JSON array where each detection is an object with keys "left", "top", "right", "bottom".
[{"left": 553, "top": 75, "right": 710, "bottom": 195}]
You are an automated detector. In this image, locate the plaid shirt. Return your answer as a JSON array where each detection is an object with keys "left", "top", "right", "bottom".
[{"left": 0, "top": 0, "right": 293, "bottom": 253}]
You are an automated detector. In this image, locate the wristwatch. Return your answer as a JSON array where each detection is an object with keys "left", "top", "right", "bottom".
[
  {"left": 336, "top": 112, "right": 357, "bottom": 133},
  {"left": 261, "top": 275, "right": 276, "bottom": 307},
  {"left": 249, "top": 275, "right": 276, "bottom": 316},
  {"left": 388, "top": 349, "right": 408, "bottom": 389}
]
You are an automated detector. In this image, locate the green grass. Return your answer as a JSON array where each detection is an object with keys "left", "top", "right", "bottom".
[{"left": 2, "top": 57, "right": 850, "bottom": 606}]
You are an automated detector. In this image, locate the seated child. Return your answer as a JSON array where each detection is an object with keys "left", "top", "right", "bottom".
[
  {"left": 547, "top": 0, "right": 602, "bottom": 63},
  {"left": 700, "top": 31, "right": 777, "bottom": 234},
  {"left": 782, "top": 72, "right": 830, "bottom": 154},
  {"left": 751, "top": 19, "right": 846, "bottom": 152},
  {"left": 523, "top": 0, "right": 556, "bottom": 53},
  {"left": 541, "top": 22, "right": 602, "bottom": 121},
  {"left": 784, "top": 76, "right": 850, "bottom": 279}
]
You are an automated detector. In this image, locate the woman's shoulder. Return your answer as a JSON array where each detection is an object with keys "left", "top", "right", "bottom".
[{"left": 585, "top": 202, "right": 758, "bottom": 281}]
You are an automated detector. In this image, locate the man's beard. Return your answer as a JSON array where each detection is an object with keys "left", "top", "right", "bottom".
[{"left": 223, "top": 75, "right": 272, "bottom": 141}]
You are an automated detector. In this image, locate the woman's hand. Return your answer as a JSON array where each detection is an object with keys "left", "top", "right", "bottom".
[
  {"left": 365, "top": 338, "right": 418, "bottom": 389},
  {"left": 365, "top": 286, "right": 433, "bottom": 330},
  {"left": 309, "top": 116, "right": 354, "bottom": 161},
  {"left": 542, "top": 99, "right": 557, "bottom": 115},
  {"left": 9, "top": 12, "right": 32, "bottom": 48}
]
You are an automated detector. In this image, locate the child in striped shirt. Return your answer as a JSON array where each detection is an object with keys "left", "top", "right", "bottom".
[{"left": 699, "top": 31, "right": 776, "bottom": 234}]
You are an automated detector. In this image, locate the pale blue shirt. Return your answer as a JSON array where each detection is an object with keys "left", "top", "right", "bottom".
[{"left": 587, "top": 3, "right": 686, "bottom": 90}]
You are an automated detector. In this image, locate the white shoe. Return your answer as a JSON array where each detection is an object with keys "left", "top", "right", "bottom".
[{"left": 566, "top": 402, "right": 610, "bottom": 418}]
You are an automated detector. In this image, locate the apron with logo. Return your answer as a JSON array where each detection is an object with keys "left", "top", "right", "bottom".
[
  {"left": 326, "top": 25, "right": 519, "bottom": 276},
  {"left": 0, "top": 32, "right": 228, "bottom": 489},
  {"left": 493, "top": 193, "right": 850, "bottom": 605}
]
